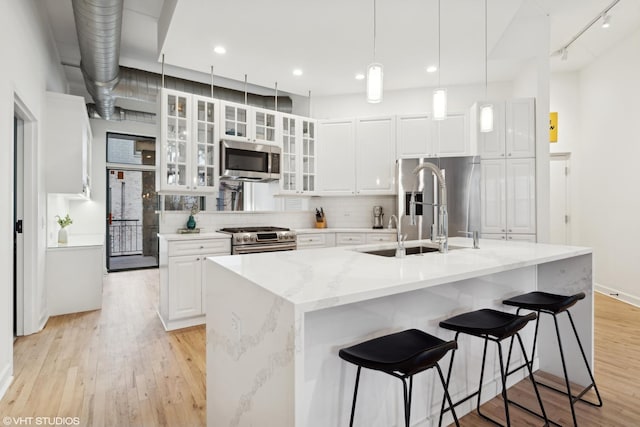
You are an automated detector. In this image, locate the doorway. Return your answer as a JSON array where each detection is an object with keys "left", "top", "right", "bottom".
[
  {"left": 13, "top": 115, "right": 24, "bottom": 337},
  {"left": 106, "top": 133, "right": 158, "bottom": 272},
  {"left": 549, "top": 153, "right": 571, "bottom": 244}
]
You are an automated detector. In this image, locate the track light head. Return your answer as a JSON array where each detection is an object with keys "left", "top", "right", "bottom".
[{"left": 601, "top": 13, "right": 611, "bottom": 28}]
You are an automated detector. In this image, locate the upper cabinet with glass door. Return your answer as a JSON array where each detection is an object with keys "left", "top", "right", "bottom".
[
  {"left": 279, "top": 114, "right": 316, "bottom": 195},
  {"left": 158, "top": 89, "right": 219, "bottom": 194},
  {"left": 220, "top": 100, "right": 277, "bottom": 145}
]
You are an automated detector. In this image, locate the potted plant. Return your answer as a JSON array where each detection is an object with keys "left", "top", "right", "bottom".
[{"left": 56, "top": 214, "right": 73, "bottom": 244}]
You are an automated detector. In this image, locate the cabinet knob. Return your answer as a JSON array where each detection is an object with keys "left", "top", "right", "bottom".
[
  {"left": 508, "top": 153, "right": 512, "bottom": 156},
  {"left": 508, "top": 237, "right": 513, "bottom": 240},
  {"left": 196, "top": 257, "right": 200, "bottom": 261},
  {"left": 508, "top": 229, "right": 512, "bottom": 232},
  {"left": 501, "top": 153, "right": 505, "bottom": 157},
  {"left": 501, "top": 229, "right": 505, "bottom": 232},
  {"left": 200, "top": 246, "right": 204, "bottom": 249}
]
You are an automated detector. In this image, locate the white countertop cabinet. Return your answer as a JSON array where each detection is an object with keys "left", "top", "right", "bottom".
[
  {"left": 46, "top": 241, "right": 104, "bottom": 316},
  {"left": 157, "top": 90, "right": 219, "bottom": 194},
  {"left": 158, "top": 234, "right": 230, "bottom": 330},
  {"left": 280, "top": 114, "right": 317, "bottom": 195},
  {"left": 45, "top": 92, "right": 92, "bottom": 198}
]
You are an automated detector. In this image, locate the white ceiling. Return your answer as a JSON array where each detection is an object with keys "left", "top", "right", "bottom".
[{"left": 44, "top": 0, "right": 640, "bottom": 98}]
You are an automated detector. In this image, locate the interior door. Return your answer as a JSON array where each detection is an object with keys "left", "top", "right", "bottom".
[
  {"left": 550, "top": 156, "right": 570, "bottom": 244},
  {"left": 14, "top": 115, "right": 24, "bottom": 337}
]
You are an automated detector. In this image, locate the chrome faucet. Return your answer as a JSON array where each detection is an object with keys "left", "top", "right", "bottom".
[
  {"left": 409, "top": 163, "right": 448, "bottom": 253},
  {"left": 388, "top": 214, "right": 406, "bottom": 258}
]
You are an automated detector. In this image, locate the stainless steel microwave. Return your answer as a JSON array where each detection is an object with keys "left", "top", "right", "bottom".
[{"left": 220, "top": 140, "right": 281, "bottom": 183}]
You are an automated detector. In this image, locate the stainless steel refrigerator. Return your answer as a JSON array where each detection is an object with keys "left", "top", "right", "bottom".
[{"left": 397, "top": 156, "right": 481, "bottom": 241}]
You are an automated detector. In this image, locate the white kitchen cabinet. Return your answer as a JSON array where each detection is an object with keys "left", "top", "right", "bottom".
[
  {"left": 482, "top": 233, "right": 537, "bottom": 242},
  {"left": 434, "top": 112, "right": 471, "bottom": 157},
  {"left": 396, "top": 112, "right": 470, "bottom": 158},
  {"left": 280, "top": 114, "right": 317, "bottom": 195},
  {"left": 336, "top": 233, "right": 366, "bottom": 246},
  {"left": 220, "top": 101, "right": 277, "bottom": 144},
  {"left": 317, "top": 117, "right": 395, "bottom": 196},
  {"left": 159, "top": 236, "right": 231, "bottom": 331},
  {"left": 158, "top": 89, "right": 219, "bottom": 194},
  {"left": 481, "top": 158, "right": 536, "bottom": 239},
  {"left": 317, "top": 119, "right": 356, "bottom": 194},
  {"left": 365, "top": 233, "right": 397, "bottom": 244},
  {"left": 46, "top": 243, "right": 104, "bottom": 316},
  {"left": 45, "top": 92, "right": 92, "bottom": 198},
  {"left": 296, "top": 232, "right": 336, "bottom": 249},
  {"left": 396, "top": 113, "right": 434, "bottom": 158},
  {"left": 356, "top": 116, "right": 396, "bottom": 194},
  {"left": 475, "top": 98, "right": 535, "bottom": 159}
]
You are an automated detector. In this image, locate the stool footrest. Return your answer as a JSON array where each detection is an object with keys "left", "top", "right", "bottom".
[
  {"left": 506, "top": 399, "right": 562, "bottom": 427},
  {"left": 536, "top": 380, "right": 603, "bottom": 407}
]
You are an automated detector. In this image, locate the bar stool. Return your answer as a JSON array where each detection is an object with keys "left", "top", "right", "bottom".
[
  {"left": 339, "top": 329, "right": 460, "bottom": 427},
  {"left": 503, "top": 291, "right": 603, "bottom": 426},
  {"left": 438, "top": 309, "right": 550, "bottom": 427}
]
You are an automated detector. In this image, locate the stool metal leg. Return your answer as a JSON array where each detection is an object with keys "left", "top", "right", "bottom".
[
  {"left": 475, "top": 338, "right": 490, "bottom": 416},
  {"left": 476, "top": 339, "right": 512, "bottom": 427},
  {"left": 552, "top": 313, "right": 579, "bottom": 427},
  {"left": 348, "top": 366, "right": 361, "bottom": 427},
  {"left": 566, "top": 311, "right": 603, "bottom": 407},
  {"left": 439, "top": 332, "right": 460, "bottom": 427},
  {"left": 401, "top": 377, "right": 411, "bottom": 427},
  {"left": 436, "top": 364, "right": 460, "bottom": 427}
]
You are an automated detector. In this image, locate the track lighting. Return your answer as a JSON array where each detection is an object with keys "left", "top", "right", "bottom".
[
  {"left": 366, "top": 0, "right": 383, "bottom": 103},
  {"left": 601, "top": 13, "right": 611, "bottom": 28}
]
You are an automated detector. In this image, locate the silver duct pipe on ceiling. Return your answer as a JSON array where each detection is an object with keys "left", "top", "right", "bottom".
[
  {"left": 71, "top": 0, "right": 123, "bottom": 120},
  {"left": 70, "top": 1, "right": 292, "bottom": 119}
]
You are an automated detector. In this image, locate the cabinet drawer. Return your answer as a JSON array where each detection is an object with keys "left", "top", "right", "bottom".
[
  {"left": 336, "top": 233, "right": 365, "bottom": 246},
  {"left": 168, "top": 239, "right": 231, "bottom": 256},
  {"left": 297, "top": 233, "right": 334, "bottom": 249},
  {"left": 366, "top": 233, "right": 397, "bottom": 244}
]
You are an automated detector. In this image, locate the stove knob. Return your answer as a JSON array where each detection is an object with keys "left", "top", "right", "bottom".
[
  {"left": 243, "top": 235, "right": 249, "bottom": 242},
  {"left": 250, "top": 235, "right": 257, "bottom": 242},
  {"left": 235, "top": 236, "right": 241, "bottom": 243}
]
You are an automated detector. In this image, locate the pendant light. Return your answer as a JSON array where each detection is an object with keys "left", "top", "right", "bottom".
[
  {"left": 367, "top": 0, "right": 383, "bottom": 103},
  {"left": 480, "top": 0, "right": 494, "bottom": 133},
  {"left": 432, "top": 0, "right": 447, "bottom": 120}
]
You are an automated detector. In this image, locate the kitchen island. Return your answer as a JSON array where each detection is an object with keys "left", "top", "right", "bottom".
[{"left": 205, "top": 238, "right": 594, "bottom": 427}]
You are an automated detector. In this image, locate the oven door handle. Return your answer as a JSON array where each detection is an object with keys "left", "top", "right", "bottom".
[{"left": 233, "top": 243, "right": 297, "bottom": 255}]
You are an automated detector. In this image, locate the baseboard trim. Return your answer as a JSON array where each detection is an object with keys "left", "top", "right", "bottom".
[
  {"left": 595, "top": 283, "right": 640, "bottom": 308},
  {"left": 0, "top": 362, "right": 13, "bottom": 401}
]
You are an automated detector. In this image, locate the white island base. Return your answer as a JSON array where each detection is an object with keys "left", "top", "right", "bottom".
[{"left": 205, "top": 239, "right": 593, "bottom": 427}]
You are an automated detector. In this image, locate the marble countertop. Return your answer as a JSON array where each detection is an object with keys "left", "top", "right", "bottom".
[
  {"left": 208, "top": 238, "right": 592, "bottom": 312},
  {"left": 158, "top": 231, "right": 231, "bottom": 241},
  {"left": 47, "top": 234, "right": 104, "bottom": 249},
  {"left": 295, "top": 228, "right": 397, "bottom": 234}
]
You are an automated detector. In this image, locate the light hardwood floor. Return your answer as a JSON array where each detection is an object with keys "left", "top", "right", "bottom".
[{"left": 1, "top": 270, "right": 638, "bottom": 426}]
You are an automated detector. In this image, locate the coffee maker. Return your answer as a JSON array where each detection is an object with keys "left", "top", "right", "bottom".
[{"left": 372, "top": 206, "right": 384, "bottom": 229}]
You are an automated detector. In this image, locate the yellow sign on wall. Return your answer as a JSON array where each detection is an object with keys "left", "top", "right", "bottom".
[{"left": 550, "top": 112, "right": 558, "bottom": 143}]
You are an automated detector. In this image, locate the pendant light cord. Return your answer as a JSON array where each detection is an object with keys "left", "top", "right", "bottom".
[
  {"left": 437, "top": 0, "right": 441, "bottom": 87},
  {"left": 373, "top": 0, "right": 377, "bottom": 61},
  {"left": 484, "top": 0, "right": 488, "bottom": 99}
]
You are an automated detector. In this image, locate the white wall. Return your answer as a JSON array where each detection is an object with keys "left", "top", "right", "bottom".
[
  {"left": 573, "top": 27, "right": 640, "bottom": 304},
  {"left": 69, "top": 119, "right": 158, "bottom": 242},
  {"left": 550, "top": 72, "right": 580, "bottom": 155},
  {"left": 0, "top": 0, "right": 67, "bottom": 399}
]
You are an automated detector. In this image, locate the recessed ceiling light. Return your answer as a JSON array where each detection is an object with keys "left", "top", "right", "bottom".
[
  {"left": 213, "top": 46, "right": 226, "bottom": 55},
  {"left": 426, "top": 65, "right": 438, "bottom": 73},
  {"left": 355, "top": 73, "right": 365, "bottom": 80},
  {"left": 293, "top": 69, "right": 303, "bottom": 76}
]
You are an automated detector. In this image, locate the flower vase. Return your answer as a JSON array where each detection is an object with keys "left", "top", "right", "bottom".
[
  {"left": 58, "top": 227, "right": 68, "bottom": 244},
  {"left": 186, "top": 215, "right": 196, "bottom": 230}
]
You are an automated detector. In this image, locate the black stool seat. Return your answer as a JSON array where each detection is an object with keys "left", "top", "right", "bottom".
[
  {"left": 339, "top": 329, "right": 457, "bottom": 377},
  {"left": 339, "top": 329, "right": 459, "bottom": 427},
  {"left": 439, "top": 308, "right": 537, "bottom": 340},
  {"left": 503, "top": 291, "right": 585, "bottom": 314}
]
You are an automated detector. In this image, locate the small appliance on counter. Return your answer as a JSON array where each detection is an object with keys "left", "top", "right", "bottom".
[
  {"left": 372, "top": 206, "right": 384, "bottom": 229},
  {"left": 315, "top": 208, "right": 326, "bottom": 228}
]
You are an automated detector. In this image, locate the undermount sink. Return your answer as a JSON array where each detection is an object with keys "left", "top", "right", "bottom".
[{"left": 362, "top": 246, "right": 441, "bottom": 257}]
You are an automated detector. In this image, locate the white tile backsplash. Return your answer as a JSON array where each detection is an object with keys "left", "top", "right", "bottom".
[{"left": 158, "top": 195, "right": 397, "bottom": 233}]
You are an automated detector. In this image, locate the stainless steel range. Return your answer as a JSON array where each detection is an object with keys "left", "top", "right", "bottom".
[{"left": 219, "top": 226, "right": 297, "bottom": 255}]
